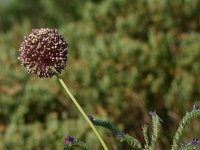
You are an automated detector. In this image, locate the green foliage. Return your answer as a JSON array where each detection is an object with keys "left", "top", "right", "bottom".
[
  {"left": 0, "top": 0, "right": 200, "bottom": 149},
  {"left": 149, "top": 112, "right": 161, "bottom": 150},
  {"left": 143, "top": 124, "right": 150, "bottom": 149},
  {"left": 89, "top": 116, "right": 121, "bottom": 135},
  {"left": 67, "top": 108, "right": 199, "bottom": 150},
  {"left": 119, "top": 134, "right": 142, "bottom": 149},
  {"left": 64, "top": 139, "right": 93, "bottom": 150},
  {"left": 88, "top": 115, "right": 142, "bottom": 148},
  {"left": 171, "top": 109, "right": 200, "bottom": 150}
]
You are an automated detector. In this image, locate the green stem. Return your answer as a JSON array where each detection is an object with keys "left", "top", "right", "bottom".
[{"left": 54, "top": 69, "right": 108, "bottom": 150}]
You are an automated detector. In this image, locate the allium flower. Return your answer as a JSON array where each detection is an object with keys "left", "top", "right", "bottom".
[{"left": 18, "top": 28, "right": 68, "bottom": 78}]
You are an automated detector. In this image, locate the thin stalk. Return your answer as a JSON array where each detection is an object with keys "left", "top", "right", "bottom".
[{"left": 53, "top": 69, "right": 108, "bottom": 150}]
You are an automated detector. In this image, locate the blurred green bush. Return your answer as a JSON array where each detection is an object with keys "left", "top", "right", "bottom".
[{"left": 0, "top": 0, "right": 200, "bottom": 149}]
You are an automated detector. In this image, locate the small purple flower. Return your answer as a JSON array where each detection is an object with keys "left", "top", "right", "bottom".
[
  {"left": 18, "top": 28, "right": 68, "bottom": 78},
  {"left": 116, "top": 132, "right": 125, "bottom": 138},
  {"left": 192, "top": 138, "right": 199, "bottom": 145},
  {"left": 149, "top": 111, "right": 163, "bottom": 125},
  {"left": 181, "top": 138, "right": 199, "bottom": 147},
  {"left": 149, "top": 111, "right": 157, "bottom": 116},
  {"left": 64, "top": 136, "right": 75, "bottom": 144},
  {"left": 88, "top": 115, "right": 95, "bottom": 123}
]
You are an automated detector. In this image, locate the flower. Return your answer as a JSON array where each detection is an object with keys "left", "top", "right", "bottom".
[
  {"left": 181, "top": 138, "right": 199, "bottom": 147},
  {"left": 149, "top": 111, "right": 157, "bottom": 116},
  {"left": 192, "top": 138, "right": 199, "bottom": 146},
  {"left": 149, "top": 111, "right": 163, "bottom": 125},
  {"left": 116, "top": 132, "right": 125, "bottom": 138},
  {"left": 18, "top": 28, "right": 68, "bottom": 78},
  {"left": 87, "top": 115, "right": 95, "bottom": 123},
  {"left": 64, "top": 136, "right": 75, "bottom": 144}
]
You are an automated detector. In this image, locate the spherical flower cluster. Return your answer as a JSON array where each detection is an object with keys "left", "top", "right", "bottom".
[{"left": 18, "top": 28, "right": 68, "bottom": 78}]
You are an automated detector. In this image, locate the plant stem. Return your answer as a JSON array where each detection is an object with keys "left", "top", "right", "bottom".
[{"left": 54, "top": 70, "right": 108, "bottom": 150}]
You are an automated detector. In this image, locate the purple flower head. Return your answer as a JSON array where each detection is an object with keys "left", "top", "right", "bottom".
[
  {"left": 192, "top": 138, "right": 199, "bottom": 146},
  {"left": 18, "top": 28, "right": 68, "bottom": 78},
  {"left": 64, "top": 136, "right": 75, "bottom": 144}
]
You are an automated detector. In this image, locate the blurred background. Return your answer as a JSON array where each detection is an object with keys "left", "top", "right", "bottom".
[{"left": 0, "top": 0, "right": 200, "bottom": 149}]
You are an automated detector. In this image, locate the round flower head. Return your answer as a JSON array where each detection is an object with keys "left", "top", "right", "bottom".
[{"left": 18, "top": 28, "right": 68, "bottom": 78}]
